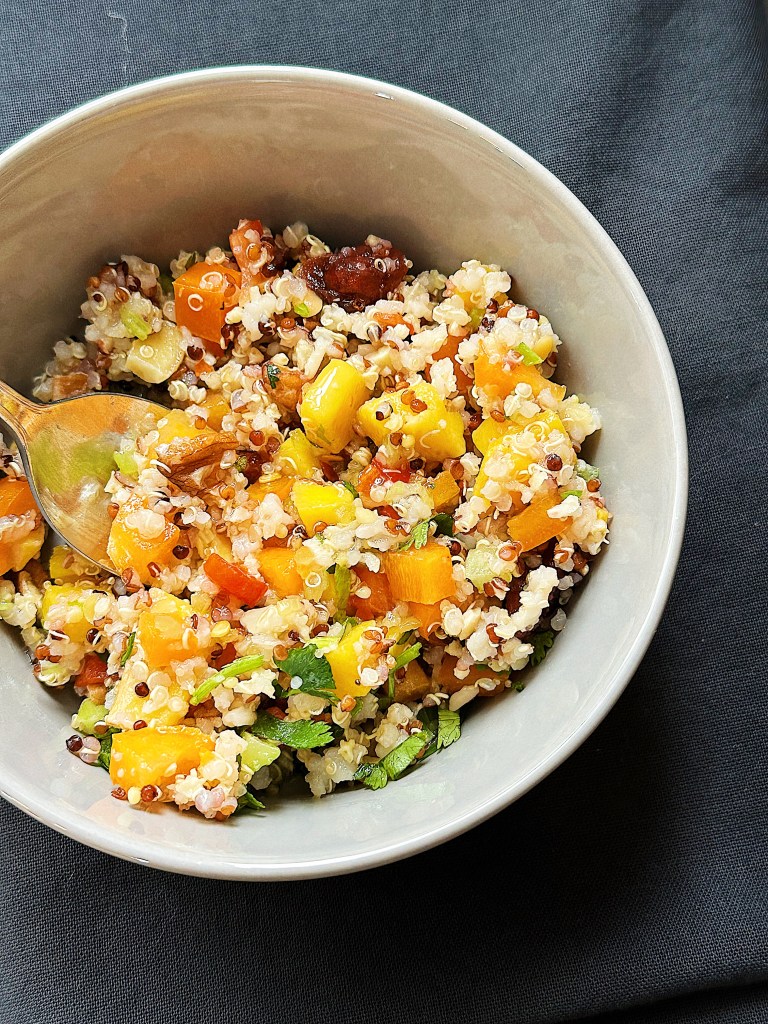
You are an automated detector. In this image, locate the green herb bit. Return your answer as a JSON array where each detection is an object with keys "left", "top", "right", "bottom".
[
  {"left": 529, "top": 629, "right": 555, "bottom": 667},
  {"left": 516, "top": 342, "right": 543, "bottom": 365},
  {"left": 353, "top": 762, "right": 388, "bottom": 790},
  {"left": 96, "top": 732, "right": 113, "bottom": 772},
  {"left": 293, "top": 301, "right": 311, "bottom": 318},
  {"left": 265, "top": 363, "right": 281, "bottom": 389},
  {"left": 71, "top": 697, "right": 110, "bottom": 737},
  {"left": 119, "top": 632, "right": 135, "bottom": 668},
  {"left": 431, "top": 513, "right": 455, "bottom": 537},
  {"left": 120, "top": 306, "right": 152, "bottom": 341},
  {"left": 341, "top": 480, "right": 359, "bottom": 498},
  {"left": 274, "top": 644, "right": 336, "bottom": 701},
  {"left": 250, "top": 712, "right": 334, "bottom": 750},
  {"left": 236, "top": 791, "right": 266, "bottom": 813},
  {"left": 560, "top": 490, "right": 582, "bottom": 500},
  {"left": 234, "top": 455, "right": 248, "bottom": 473},
  {"left": 436, "top": 708, "right": 461, "bottom": 749},
  {"left": 576, "top": 463, "right": 600, "bottom": 481},
  {"left": 400, "top": 519, "right": 430, "bottom": 551},
  {"left": 354, "top": 728, "right": 432, "bottom": 790}
]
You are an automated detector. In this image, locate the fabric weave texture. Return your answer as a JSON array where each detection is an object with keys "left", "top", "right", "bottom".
[{"left": 1, "top": 1, "right": 766, "bottom": 1022}]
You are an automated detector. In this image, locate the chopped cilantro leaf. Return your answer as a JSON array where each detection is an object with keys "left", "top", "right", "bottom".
[
  {"left": 400, "top": 519, "right": 430, "bottom": 551},
  {"left": 250, "top": 712, "right": 334, "bottom": 750},
  {"left": 560, "top": 490, "right": 582, "bottom": 500},
  {"left": 236, "top": 791, "right": 266, "bottom": 813},
  {"left": 431, "top": 513, "right": 455, "bottom": 537},
  {"left": 529, "top": 629, "right": 555, "bottom": 667},
  {"left": 234, "top": 455, "right": 248, "bottom": 473},
  {"left": 353, "top": 762, "right": 388, "bottom": 789},
  {"left": 353, "top": 728, "right": 432, "bottom": 790},
  {"left": 96, "top": 732, "right": 113, "bottom": 772},
  {"left": 265, "top": 363, "right": 281, "bottom": 389},
  {"left": 437, "top": 708, "right": 461, "bottom": 749},
  {"left": 119, "top": 632, "right": 135, "bottom": 668},
  {"left": 517, "top": 342, "right": 543, "bottom": 365},
  {"left": 275, "top": 644, "right": 336, "bottom": 702}
]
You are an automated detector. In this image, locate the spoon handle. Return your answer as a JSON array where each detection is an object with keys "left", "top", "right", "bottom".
[{"left": 0, "top": 380, "right": 39, "bottom": 441}]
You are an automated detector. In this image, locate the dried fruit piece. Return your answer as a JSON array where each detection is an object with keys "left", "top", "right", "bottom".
[{"left": 297, "top": 241, "right": 408, "bottom": 312}]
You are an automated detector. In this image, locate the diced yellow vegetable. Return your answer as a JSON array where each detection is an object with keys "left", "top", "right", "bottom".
[
  {"left": 200, "top": 391, "right": 230, "bottom": 430},
  {"left": 137, "top": 593, "right": 213, "bottom": 667},
  {"left": 40, "top": 584, "right": 101, "bottom": 644},
  {"left": 106, "top": 494, "right": 181, "bottom": 585},
  {"left": 384, "top": 542, "right": 456, "bottom": 604},
  {"left": 291, "top": 481, "right": 355, "bottom": 536},
  {"left": 428, "top": 470, "right": 461, "bottom": 511},
  {"left": 257, "top": 547, "right": 304, "bottom": 597},
  {"left": 472, "top": 417, "right": 509, "bottom": 455},
  {"left": 0, "top": 523, "right": 45, "bottom": 577},
  {"left": 0, "top": 478, "right": 44, "bottom": 575},
  {"left": 276, "top": 429, "right": 323, "bottom": 477},
  {"left": 299, "top": 359, "right": 370, "bottom": 453},
  {"left": 48, "top": 545, "right": 98, "bottom": 584},
  {"left": 106, "top": 673, "right": 190, "bottom": 730},
  {"left": 325, "top": 620, "right": 378, "bottom": 698},
  {"left": 473, "top": 411, "right": 572, "bottom": 502},
  {"left": 124, "top": 323, "right": 185, "bottom": 384},
  {"left": 109, "top": 725, "right": 214, "bottom": 789},
  {"left": 357, "top": 381, "right": 466, "bottom": 461},
  {"left": 247, "top": 476, "right": 294, "bottom": 505},
  {"left": 145, "top": 409, "right": 209, "bottom": 460}
]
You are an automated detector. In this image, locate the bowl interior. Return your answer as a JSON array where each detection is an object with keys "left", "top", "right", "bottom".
[{"left": 0, "top": 68, "right": 686, "bottom": 878}]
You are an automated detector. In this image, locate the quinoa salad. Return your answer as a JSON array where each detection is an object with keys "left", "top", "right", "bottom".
[{"left": 0, "top": 219, "right": 610, "bottom": 818}]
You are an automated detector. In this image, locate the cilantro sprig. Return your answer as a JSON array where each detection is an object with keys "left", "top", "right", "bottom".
[
  {"left": 399, "top": 513, "right": 455, "bottom": 551},
  {"left": 353, "top": 728, "right": 432, "bottom": 790},
  {"left": 529, "top": 629, "right": 555, "bottom": 667},
  {"left": 436, "top": 708, "right": 461, "bottom": 749},
  {"left": 236, "top": 791, "right": 266, "bottom": 813},
  {"left": 250, "top": 712, "right": 334, "bottom": 750},
  {"left": 275, "top": 644, "right": 337, "bottom": 702}
]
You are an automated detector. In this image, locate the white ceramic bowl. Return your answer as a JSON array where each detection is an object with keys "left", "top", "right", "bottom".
[{"left": 0, "top": 67, "right": 687, "bottom": 879}]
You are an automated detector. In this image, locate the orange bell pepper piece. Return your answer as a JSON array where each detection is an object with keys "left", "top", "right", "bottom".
[
  {"left": 507, "top": 489, "right": 571, "bottom": 552},
  {"left": 257, "top": 547, "right": 304, "bottom": 598},
  {"left": 203, "top": 553, "right": 268, "bottom": 607},
  {"left": 408, "top": 600, "right": 447, "bottom": 640},
  {"left": 173, "top": 262, "right": 241, "bottom": 346},
  {"left": 384, "top": 541, "right": 456, "bottom": 605},
  {"left": 0, "top": 478, "right": 37, "bottom": 518},
  {"left": 427, "top": 334, "right": 473, "bottom": 394},
  {"left": 474, "top": 354, "right": 566, "bottom": 403}
]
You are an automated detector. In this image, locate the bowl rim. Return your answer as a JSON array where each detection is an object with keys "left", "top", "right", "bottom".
[{"left": 0, "top": 64, "right": 688, "bottom": 880}]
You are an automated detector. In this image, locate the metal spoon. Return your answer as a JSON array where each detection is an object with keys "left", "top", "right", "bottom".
[{"left": 0, "top": 380, "right": 165, "bottom": 574}]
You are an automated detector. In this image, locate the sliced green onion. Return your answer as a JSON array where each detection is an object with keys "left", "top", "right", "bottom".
[
  {"left": 516, "top": 342, "right": 543, "bottom": 365},
  {"left": 119, "top": 632, "right": 135, "bottom": 667},
  {"left": 394, "top": 642, "right": 422, "bottom": 671},
  {"left": 120, "top": 306, "right": 151, "bottom": 341},
  {"left": 190, "top": 655, "right": 265, "bottom": 705},
  {"left": 293, "top": 301, "right": 311, "bottom": 317}
]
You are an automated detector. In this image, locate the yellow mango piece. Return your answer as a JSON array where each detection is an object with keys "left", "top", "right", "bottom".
[
  {"left": 145, "top": 409, "right": 209, "bottom": 460},
  {"left": 357, "top": 381, "right": 466, "bottom": 461},
  {"left": 291, "top": 481, "right": 355, "bottom": 536},
  {"left": 325, "top": 620, "right": 378, "bottom": 698},
  {"left": 276, "top": 429, "right": 323, "bottom": 477},
  {"left": 106, "top": 673, "right": 190, "bottom": 730},
  {"left": 299, "top": 359, "right": 371, "bottom": 453},
  {"left": 384, "top": 542, "right": 456, "bottom": 604},
  {"left": 247, "top": 476, "right": 294, "bottom": 505},
  {"left": 137, "top": 593, "right": 213, "bottom": 667},
  {"left": 473, "top": 411, "right": 572, "bottom": 501},
  {"left": 472, "top": 417, "right": 509, "bottom": 455},
  {"left": 257, "top": 547, "right": 304, "bottom": 597},
  {"left": 0, "top": 521, "right": 45, "bottom": 577},
  {"left": 428, "top": 470, "right": 461, "bottom": 511},
  {"left": 48, "top": 545, "right": 100, "bottom": 584},
  {"left": 107, "top": 494, "right": 181, "bottom": 586},
  {"left": 40, "top": 583, "right": 101, "bottom": 644},
  {"left": 109, "top": 725, "right": 214, "bottom": 789}
]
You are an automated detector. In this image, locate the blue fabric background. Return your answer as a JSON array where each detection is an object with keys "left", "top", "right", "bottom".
[{"left": 1, "top": 2, "right": 766, "bottom": 1022}]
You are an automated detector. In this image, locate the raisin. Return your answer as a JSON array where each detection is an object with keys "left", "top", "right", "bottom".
[{"left": 297, "top": 241, "right": 409, "bottom": 312}]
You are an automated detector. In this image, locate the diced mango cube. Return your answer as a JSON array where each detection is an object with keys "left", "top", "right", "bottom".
[
  {"left": 299, "top": 359, "right": 371, "bottom": 453},
  {"left": 137, "top": 593, "right": 213, "bottom": 667},
  {"left": 106, "top": 674, "right": 190, "bottom": 730},
  {"left": 325, "top": 620, "right": 378, "bottom": 698},
  {"left": 106, "top": 494, "right": 180, "bottom": 585},
  {"left": 276, "top": 429, "right": 323, "bottom": 477},
  {"left": 257, "top": 547, "right": 304, "bottom": 598},
  {"left": 474, "top": 354, "right": 565, "bottom": 403},
  {"left": 291, "top": 481, "right": 355, "bottom": 536},
  {"left": 384, "top": 541, "right": 456, "bottom": 605},
  {"left": 357, "top": 381, "right": 466, "bottom": 461},
  {"left": 0, "top": 478, "right": 44, "bottom": 575},
  {"left": 428, "top": 470, "right": 461, "bottom": 511},
  {"left": 109, "top": 725, "right": 214, "bottom": 789},
  {"left": 40, "top": 583, "right": 101, "bottom": 644}
]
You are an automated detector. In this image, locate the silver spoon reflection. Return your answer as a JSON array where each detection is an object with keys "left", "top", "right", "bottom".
[{"left": 0, "top": 379, "right": 165, "bottom": 574}]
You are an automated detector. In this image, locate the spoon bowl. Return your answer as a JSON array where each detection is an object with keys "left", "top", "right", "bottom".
[{"left": 0, "top": 380, "right": 164, "bottom": 573}]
